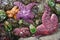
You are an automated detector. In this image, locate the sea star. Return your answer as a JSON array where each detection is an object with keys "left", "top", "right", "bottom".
[{"left": 14, "top": 1, "right": 37, "bottom": 23}]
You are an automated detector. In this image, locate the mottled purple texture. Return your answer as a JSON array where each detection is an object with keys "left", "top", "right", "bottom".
[
  {"left": 56, "top": 0, "right": 60, "bottom": 2},
  {"left": 35, "top": 4, "right": 58, "bottom": 36},
  {"left": 0, "top": 0, "right": 1, "bottom": 4},
  {"left": 0, "top": 24, "right": 1, "bottom": 27},
  {"left": 14, "top": 2, "right": 37, "bottom": 23},
  {"left": 0, "top": 23, "right": 3, "bottom": 27},
  {"left": 13, "top": 27, "right": 30, "bottom": 37}
]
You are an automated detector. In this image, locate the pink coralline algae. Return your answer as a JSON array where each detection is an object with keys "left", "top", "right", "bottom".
[
  {"left": 35, "top": 4, "right": 58, "bottom": 36},
  {"left": 56, "top": 0, "right": 60, "bottom": 3},
  {"left": 13, "top": 27, "right": 30, "bottom": 37},
  {"left": 14, "top": 2, "right": 37, "bottom": 23}
]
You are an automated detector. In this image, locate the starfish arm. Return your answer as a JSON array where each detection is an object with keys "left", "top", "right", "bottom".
[
  {"left": 16, "top": 11, "right": 21, "bottom": 20},
  {"left": 50, "top": 14, "right": 58, "bottom": 27},
  {"left": 36, "top": 24, "right": 49, "bottom": 35},
  {"left": 42, "top": 10, "right": 51, "bottom": 26},
  {"left": 14, "top": 1, "right": 20, "bottom": 7},
  {"left": 27, "top": 12, "right": 35, "bottom": 19},
  {"left": 42, "top": 4, "right": 51, "bottom": 26},
  {"left": 26, "top": 3, "right": 38, "bottom": 10},
  {"left": 14, "top": 1, "right": 25, "bottom": 9},
  {"left": 11, "top": 6, "right": 17, "bottom": 11},
  {"left": 36, "top": 24, "right": 57, "bottom": 35}
]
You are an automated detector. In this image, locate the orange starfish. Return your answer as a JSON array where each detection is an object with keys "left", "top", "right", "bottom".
[{"left": 6, "top": 6, "right": 19, "bottom": 19}]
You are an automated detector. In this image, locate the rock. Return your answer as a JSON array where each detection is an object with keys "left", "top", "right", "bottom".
[
  {"left": 18, "top": 37, "right": 38, "bottom": 40},
  {"left": 39, "top": 29, "right": 60, "bottom": 40}
]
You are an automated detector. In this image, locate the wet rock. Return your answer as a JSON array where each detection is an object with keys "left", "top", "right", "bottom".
[
  {"left": 39, "top": 29, "right": 60, "bottom": 40},
  {"left": 18, "top": 37, "right": 38, "bottom": 40}
]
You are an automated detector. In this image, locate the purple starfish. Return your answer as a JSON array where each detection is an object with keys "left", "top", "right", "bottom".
[{"left": 14, "top": 2, "right": 37, "bottom": 23}]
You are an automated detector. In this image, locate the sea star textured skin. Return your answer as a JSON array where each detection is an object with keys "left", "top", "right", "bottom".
[
  {"left": 6, "top": 6, "right": 19, "bottom": 19},
  {"left": 14, "top": 2, "right": 37, "bottom": 23},
  {"left": 35, "top": 4, "right": 58, "bottom": 36},
  {"left": 56, "top": 0, "right": 60, "bottom": 3}
]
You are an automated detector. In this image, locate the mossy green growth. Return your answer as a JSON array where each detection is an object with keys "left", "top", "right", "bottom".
[
  {"left": 19, "top": 20, "right": 23, "bottom": 24},
  {"left": 4, "top": 21, "right": 12, "bottom": 32},
  {"left": 48, "top": 0, "right": 55, "bottom": 7},
  {"left": 56, "top": 4, "right": 60, "bottom": 15},
  {"left": 48, "top": 0, "right": 56, "bottom": 12},
  {"left": 0, "top": 10, "right": 6, "bottom": 22},
  {"left": 29, "top": 24, "right": 36, "bottom": 34}
]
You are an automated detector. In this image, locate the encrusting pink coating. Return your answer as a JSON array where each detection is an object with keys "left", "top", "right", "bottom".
[
  {"left": 56, "top": 0, "right": 60, "bottom": 3},
  {"left": 35, "top": 4, "right": 58, "bottom": 36},
  {"left": 13, "top": 27, "right": 30, "bottom": 37}
]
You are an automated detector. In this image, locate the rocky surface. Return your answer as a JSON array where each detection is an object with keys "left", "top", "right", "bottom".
[{"left": 19, "top": 29, "right": 60, "bottom": 40}]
